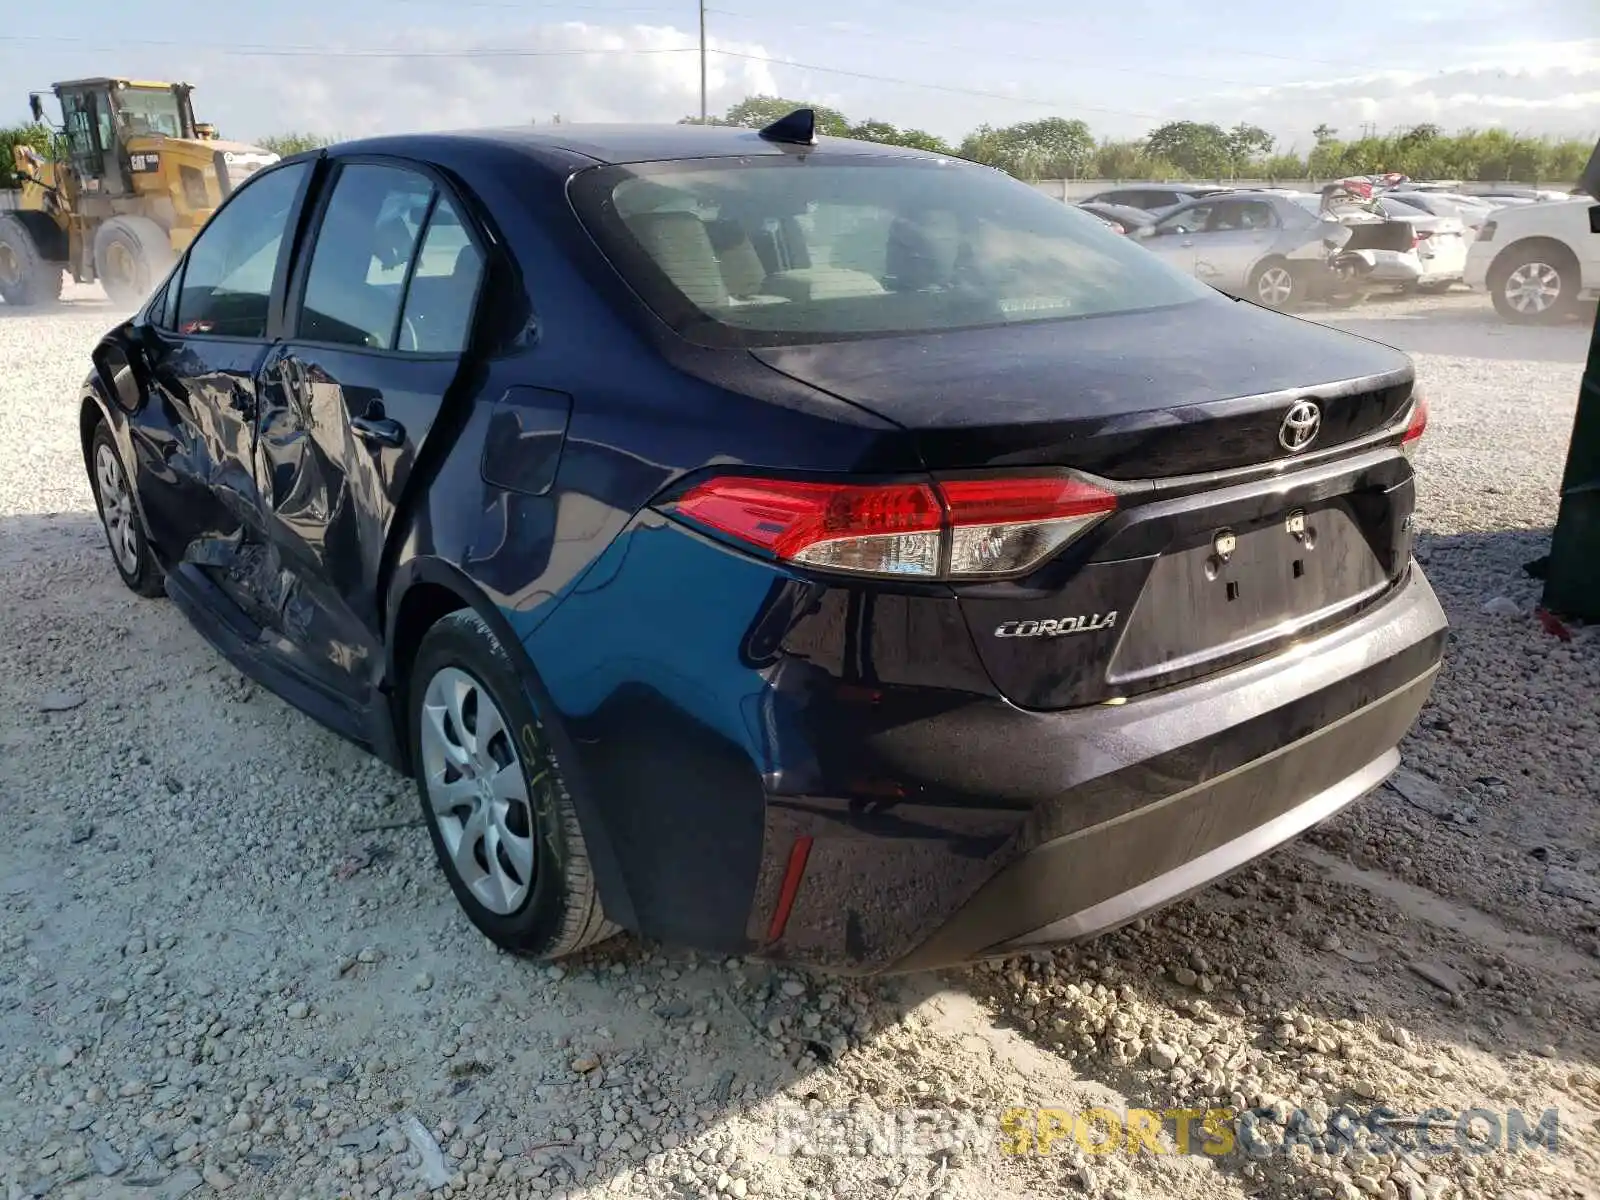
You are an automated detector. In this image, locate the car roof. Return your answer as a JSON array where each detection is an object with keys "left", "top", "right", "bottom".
[{"left": 326, "top": 123, "right": 954, "bottom": 169}]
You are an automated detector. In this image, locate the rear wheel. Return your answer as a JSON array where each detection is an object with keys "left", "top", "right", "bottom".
[
  {"left": 409, "top": 610, "right": 618, "bottom": 959},
  {"left": 89, "top": 423, "right": 165, "bottom": 597},
  {"left": 1490, "top": 241, "right": 1577, "bottom": 324},
  {"left": 93, "top": 216, "right": 175, "bottom": 308},
  {"left": 0, "top": 214, "right": 64, "bottom": 306},
  {"left": 1248, "top": 259, "right": 1299, "bottom": 310}
]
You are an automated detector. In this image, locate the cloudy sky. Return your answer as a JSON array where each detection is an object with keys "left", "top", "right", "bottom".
[{"left": 4, "top": 0, "right": 1596, "bottom": 152}]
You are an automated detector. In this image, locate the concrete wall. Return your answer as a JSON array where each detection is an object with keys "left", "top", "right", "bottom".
[{"left": 1028, "top": 179, "right": 1576, "bottom": 202}]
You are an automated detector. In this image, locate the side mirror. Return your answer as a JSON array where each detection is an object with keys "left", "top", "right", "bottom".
[{"left": 28, "top": 93, "right": 44, "bottom": 124}]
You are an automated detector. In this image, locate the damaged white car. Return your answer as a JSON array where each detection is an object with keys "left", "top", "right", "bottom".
[{"left": 1295, "top": 180, "right": 1469, "bottom": 293}]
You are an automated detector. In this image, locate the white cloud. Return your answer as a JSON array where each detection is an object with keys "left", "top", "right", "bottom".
[
  {"left": 147, "top": 21, "right": 1600, "bottom": 151},
  {"left": 1211, "top": 43, "right": 1600, "bottom": 143},
  {"left": 184, "top": 22, "right": 779, "bottom": 142}
]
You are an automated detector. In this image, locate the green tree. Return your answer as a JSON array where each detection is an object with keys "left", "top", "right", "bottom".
[
  {"left": 257, "top": 131, "right": 333, "bottom": 157},
  {"left": 1259, "top": 152, "right": 1310, "bottom": 180},
  {"left": 681, "top": 96, "right": 852, "bottom": 137},
  {"left": 1224, "top": 123, "right": 1275, "bottom": 166},
  {"left": 958, "top": 118, "right": 1093, "bottom": 179},
  {"left": 675, "top": 96, "right": 1594, "bottom": 187},
  {"left": 847, "top": 120, "right": 951, "bottom": 154},
  {"left": 1144, "top": 121, "right": 1233, "bottom": 175},
  {"left": 0, "top": 123, "right": 56, "bottom": 189}
]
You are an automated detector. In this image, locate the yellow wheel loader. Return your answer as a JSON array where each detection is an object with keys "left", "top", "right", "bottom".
[{"left": 0, "top": 78, "right": 279, "bottom": 306}]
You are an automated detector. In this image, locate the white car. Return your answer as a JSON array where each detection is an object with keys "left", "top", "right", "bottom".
[
  {"left": 1465, "top": 198, "right": 1600, "bottom": 323},
  {"left": 1368, "top": 197, "right": 1470, "bottom": 289},
  {"left": 1287, "top": 193, "right": 1467, "bottom": 292}
]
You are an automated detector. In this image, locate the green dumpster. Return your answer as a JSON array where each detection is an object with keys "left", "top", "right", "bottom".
[{"left": 1541, "top": 140, "right": 1600, "bottom": 622}]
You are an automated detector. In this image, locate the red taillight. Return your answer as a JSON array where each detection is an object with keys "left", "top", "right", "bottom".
[
  {"left": 1412, "top": 230, "right": 1432, "bottom": 249},
  {"left": 940, "top": 475, "right": 1119, "bottom": 576},
  {"left": 670, "top": 478, "right": 944, "bottom": 575},
  {"left": 664, "top": 473, "right": 1119, "bottom": 579},
  {"left": 1401, "top": 394, "right": 1428, "bottom": 457}
]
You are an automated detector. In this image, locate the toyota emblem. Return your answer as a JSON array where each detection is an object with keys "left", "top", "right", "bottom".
[{"left": 1279, "top": 400, "right": 1322, "bottom": 452}]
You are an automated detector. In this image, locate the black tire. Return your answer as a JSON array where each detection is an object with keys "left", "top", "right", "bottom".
[
  {"left": 408, "top": 610, "right": 618, "bottom": 959},
  {"left": 1247, "top": 258, "right": 1300, "bottom": 310},
  {"left": 88, "top": 422, "right": 165, "bottom": 597},
  {"left": 0, "top": 213, "right": 64, "bottom": 306},
  {"left": 92, "top": 216, "right": 175, "bottom": 308},
  {"left": 1489, "top": 240, "right": 1578, "bottom": 325}
]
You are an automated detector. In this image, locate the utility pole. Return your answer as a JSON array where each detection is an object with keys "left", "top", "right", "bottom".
[{"left": 698, "top": 0, "right": 707, "bottom": 124}]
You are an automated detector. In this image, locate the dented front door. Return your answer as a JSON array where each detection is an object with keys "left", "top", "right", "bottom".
[
  {"left": 252, "top": 160, "right": 485, "bottom": 698},
  {"left": 128, "top": 161, "right": 312, "bottom": 576}
]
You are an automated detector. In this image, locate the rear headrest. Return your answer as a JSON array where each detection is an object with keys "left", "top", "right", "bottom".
[
  {"left": 373, "top": 217, "right": 415, "bottom": 271},
  {"left": 704, "top": 219, "right": 767, "bottom": 299},
  {"left": 885, "top": 211, "right": 961, "bottom": 291},
  {"left": 625, "top": 211, "right": 727, "bottom": 308}
]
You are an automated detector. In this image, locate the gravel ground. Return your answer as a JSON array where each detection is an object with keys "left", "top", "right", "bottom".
[{"left": 1, "top": 286, "right": 1597, "bottom": 1200}]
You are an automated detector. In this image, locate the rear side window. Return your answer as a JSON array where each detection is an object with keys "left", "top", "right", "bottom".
[
  {"left": 397, "top": 196, "right": 483, "bottom": 353},
  {"left": 298, "top": 163, "right": 433, "bottom": 349},
  {"left": 570, "top": 159, "right": 1214, "bottom": 348},
  {"left": 175, "top": 162, "right": 308, "bottom": 338}
]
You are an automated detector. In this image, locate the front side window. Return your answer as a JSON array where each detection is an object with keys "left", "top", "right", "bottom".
[
  {"left": 175, "top": 161, "right": 308, "bottom": 339},
  {"left": 114, "top": 87, "right": 184, "bottom": 139},
  {"left": 571, "top": 158, "right": 1215, "bottom": 347},
  {"left": 1210, "top": 201, "right": 1278, "bottom": 231},
  {"left": 1152, "top": 204, "right": 1212, "bottom": 236},
  {"left": 59, "top": 91, "right": 100, "bottom": 162},
  {"left": 298, "top": 163, "right": 434, "bottom": 349}
]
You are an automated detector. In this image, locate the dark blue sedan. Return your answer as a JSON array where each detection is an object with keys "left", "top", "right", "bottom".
[{"left": 80, "top": 115, "right": 1446, "bottom": 972}]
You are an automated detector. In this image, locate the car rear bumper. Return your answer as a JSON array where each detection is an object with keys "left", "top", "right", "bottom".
[
  {"left": 890, "top": 671, "right": 1426, "bottom": 970},
  {"left": 747, "top": 564, "right": 1447, "bottom": 973},
  {"left": 1365, "top": 249, "right": 1463, "bottom": 285}
]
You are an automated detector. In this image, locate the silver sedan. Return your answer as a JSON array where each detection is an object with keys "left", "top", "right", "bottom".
[{"left": 1131, "top": 191, "right": 1346, "bottom": 309}]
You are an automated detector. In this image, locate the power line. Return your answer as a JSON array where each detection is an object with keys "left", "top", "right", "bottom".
[
  {"left": 707, "top": 48, "right": 1166, "bottom": 119},
  {"left": 705, "top": 9, "right": 1270, "bottom": 90},
  {"left": 713, "top": 0, "right": 1418, "bottom": 76},
  {"left": 0, "top": 33, "right": 700, "bottom": 59},
  {"left": 390, "top": 0, "right": 687, "bottom": 11}
]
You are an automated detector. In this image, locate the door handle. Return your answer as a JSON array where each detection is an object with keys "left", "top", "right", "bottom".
[{"left": 351, "top": 414, "right": 405, "bottom": 448}]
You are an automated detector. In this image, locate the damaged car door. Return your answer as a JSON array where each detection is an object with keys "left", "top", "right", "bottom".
[
  {"left": 253, "top": 158, "right": 486, "bottom": 698},
  {"left": 129, "top": 161, "right": 312, "bottom": 573}
]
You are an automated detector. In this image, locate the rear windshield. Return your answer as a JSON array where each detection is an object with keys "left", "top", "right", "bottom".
[{"left": 570, "top": 156, "right": 1216, "bottom": 347}]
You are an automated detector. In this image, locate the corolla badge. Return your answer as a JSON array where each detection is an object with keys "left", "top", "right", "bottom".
[
  {"left": 994, "top": 613, "right": 1118, "bottom": 638},
  {"left": 1279, "top": 399, "right": 1322, "bottom": 452}
]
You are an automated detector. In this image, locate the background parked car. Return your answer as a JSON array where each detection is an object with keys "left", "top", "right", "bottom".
[
  {"left": 1079, "top": 184, "right": 1231, "bottom": 213},
  {"left": 1465, "top": 197, "right": 1600, "bottom": 322},
  {"left": 1132, "top": 191, "right": 1345, "bottom": 309},
  {"left": 1383, "top": 190, "right": 1495, "bottom": 234},
  {"left": 1288, "top": 193, "right": 1468, "bottom": 294},
  {"left": 1370, "top": 197, "right": 1470, "bottom": 290},
  {"left": 1075, "top": 200, "right": 1156, "bottom": 235}
]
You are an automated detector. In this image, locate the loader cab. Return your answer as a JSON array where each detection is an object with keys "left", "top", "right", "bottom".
[{"left": 51, "top": 78, "right": 197, "bottom": 198}]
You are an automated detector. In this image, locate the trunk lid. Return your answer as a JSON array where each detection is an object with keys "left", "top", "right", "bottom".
[
  {"left": 752, "top": 299, "right": 1418, "bottom": 709},
  {"left": 750, "top": 296, "right": 1414, "bottom": 477}
]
